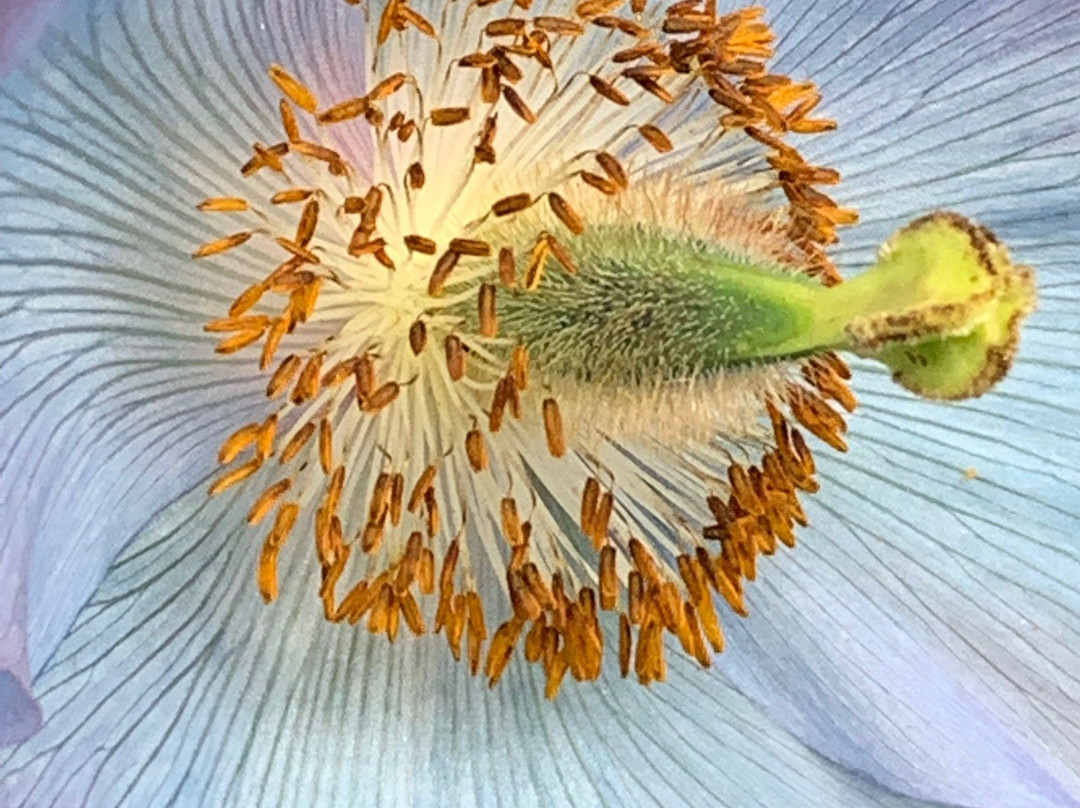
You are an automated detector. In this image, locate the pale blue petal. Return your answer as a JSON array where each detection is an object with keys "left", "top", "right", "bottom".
[
  {"left": 0, "top": 0, "right": 368, "bottom": 737},
  {"left": 685, "top": 1, "right": 1080, "bottom": 806},
  {"left": 1, "top": 482, "right": 957, "bottom": 808},
  {"left": 2, "top": 0, "right": 1077, "bottom": 806}
]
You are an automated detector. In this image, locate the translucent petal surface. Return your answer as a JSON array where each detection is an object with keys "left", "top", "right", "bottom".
[
  {"left": 0, "top": 483, "right": 955, "bottom": 808},
  {"left": 0, "top": 0, "right": 1077, "bottom": 806},
  {"left": 0, "top": 0, "right": 369, "bottom": 737},
  {"left": 697, "top": 0, "right": 1080, "bottom": 804}
]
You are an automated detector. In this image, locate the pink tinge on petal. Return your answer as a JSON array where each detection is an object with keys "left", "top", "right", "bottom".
[
  {"left": 0, "top": 0, "right": 66, "bottom": 79},
  {"left": 0, "top": 531, "right": 42, "bottom": 746}
]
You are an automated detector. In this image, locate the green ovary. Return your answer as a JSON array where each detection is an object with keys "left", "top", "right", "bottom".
[{"left": 491, "top": 211, "right": 1035, "bottom": 400}]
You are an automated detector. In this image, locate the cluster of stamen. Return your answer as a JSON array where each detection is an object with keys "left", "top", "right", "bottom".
[{"left": 194, "top": 0, "right": 856, "bottom": 696}]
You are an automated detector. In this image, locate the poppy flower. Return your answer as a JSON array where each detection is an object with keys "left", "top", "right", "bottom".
[{"left": 1, "top": 0, "right": 1077, "bottom": 806}]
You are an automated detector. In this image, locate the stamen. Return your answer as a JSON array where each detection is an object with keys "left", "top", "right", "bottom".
[
  {"left": 406, "top": 162, "right": 426, "bottom": 189},
  {"left": 198, "top": 197, "right": 249, "bottom": 212},
  {"left": 368, "top": 72, "right": 408, "bottom": 100},
  {"left": 501, "top": 85, "right": 537, "bottom": 123},
  {"left": 428, "top": 251, "right": 459, "bottom": 295},
  {"left": 478, "top": 283, "right": 498, "bottom": 337},
  {"left": 404, "top": 234, "right": 438, "bottom": 254},
  {"left": 218, "top": 421, "right": 261, "bottom": 464},
  {"left": 430, "top": 107, "right": 471, "bottom": 126},
  {"left": 280, "top": 421, "right": 316, "bottom": 464},
  {"left": 269, "top": 64, "right": 318, "bottom": 113},
  {"left": 362, "top": 381, "right": 401, "bottom": 413},
  {"left": 260, "top": 318, "right": 288, "bottom": 370},
  {"left": 542, "top": 398, "right": 566, "bottom": 458},
  {"left": 491, "top": 193, "right": 533, "bottom": 217},
  {"left": 408, "top": 465, "right": 437, "bottom": 513},
  {"left": 319, "top": 418, "right": 334, "bottom": 474},
  {"left": 534, "top": 16, "right": 585, "bottom": 36},
  {"left": 588, "top": 74, "right": 630, "bottom": 106},
  {"left": 547, "top": 193, "right": 584, "bottom": 234},
  {"left": 466, "top": 428, "right": 489, "bottom": 471},
  {"left": 498, "top": 247, "right": 516, "bottom": 287},
  {"left": 444, "top": 335, "right": 467, "bottom": 381},
  {"left": 449, "top": 237, "right": 492, "bottom": 256},
  {"left": 272, "top": 188, "right": 314, "bottom": 205},
  {"left": 192, "top": 0, "right": 1030, "bottom": 700},
  {"left": 510, "top": 345, "right": 528, "bottom": 389},
  {"left": 292, "top": 200, "right": 318, "bottom": 246},
  {"left": 317, "top": 97, "right": 370, "bottom": 125},
  {"left": 258, "top": 501, "right": 300, "bottom": 602},
  {"left": 279, "top": 100, "right": 301, "bottom": 143},
  {"left": 214, "top": 328, "right": 265, "bottom": 355},
  {"left": 595, "top": 152, "right": 628, "bottom": 189},
  {"left": 580, "top": 171, "right": 618, "bottom": 196},
  {"left": 500, "top": 497, "right": 525, "bottom": 548},
  {"left": 599, "top": 545, "right": 617, "bottom": 610},
  {"left": 267, "top": 355, "right": 302, "bottom": 398},
  {"left": 192, "top": 231, "right": 254, "bottom": 258},
  {"left": 523, "top": 237, "right": 550, "bottom": 289},
  {"left": 409, "top": 320, "right": 428, "bottom": 354},
  {"left": 248, "top": 479, "right": 292, "bottom": 525}
]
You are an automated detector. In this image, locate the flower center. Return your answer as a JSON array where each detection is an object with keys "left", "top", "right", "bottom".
[{"left": 193, "top": 0, "right": 1032, "bottom": 696}]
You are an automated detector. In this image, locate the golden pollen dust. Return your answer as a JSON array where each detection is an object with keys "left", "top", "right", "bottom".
[{"left": 196, "top": 0, "right": 859, "bottom": 697}]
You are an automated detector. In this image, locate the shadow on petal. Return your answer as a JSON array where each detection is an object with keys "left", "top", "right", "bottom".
[{"left": 0, "top": 671, "right": 42, "bottom": 747}]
